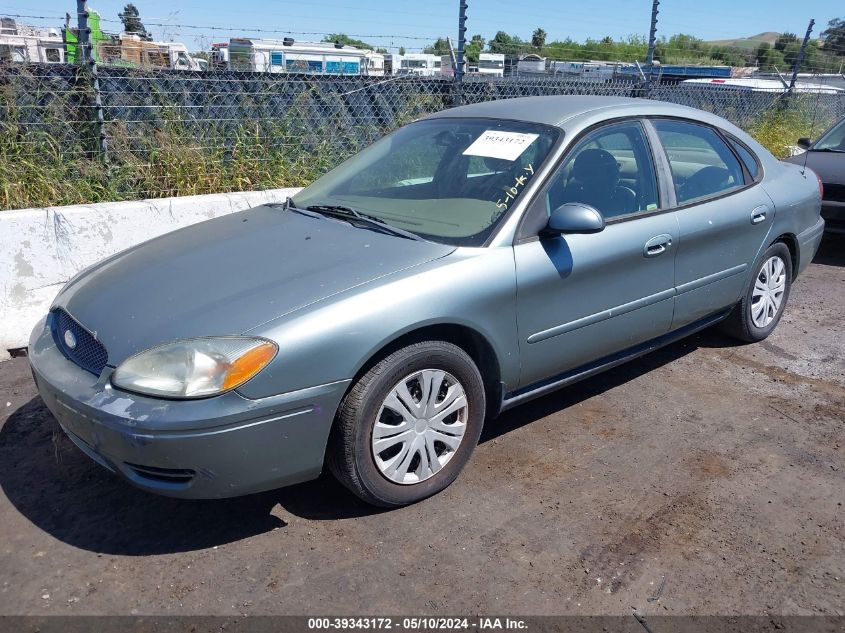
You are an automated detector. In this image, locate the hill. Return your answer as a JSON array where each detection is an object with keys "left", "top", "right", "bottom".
[{"left": 706, "top": 32, "right": 780, "bottom": 51}]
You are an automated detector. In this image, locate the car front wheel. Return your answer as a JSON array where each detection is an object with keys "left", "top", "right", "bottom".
[
  {"left": 328, "top": 341, "right": 486, "bottom": 507},
  {"left": 723, "top": 241, "right": 793, "bottom": 343}
]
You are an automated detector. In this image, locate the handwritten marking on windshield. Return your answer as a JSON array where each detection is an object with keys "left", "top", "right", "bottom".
[{"left": 496, "top": 163, "right": 535, "bottom": 211}]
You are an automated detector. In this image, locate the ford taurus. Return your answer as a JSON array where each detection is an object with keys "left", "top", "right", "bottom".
[{"left": 29, "top": 96, "right": 825, "bottom": 507}]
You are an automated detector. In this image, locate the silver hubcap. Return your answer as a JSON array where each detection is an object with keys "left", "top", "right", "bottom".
[
  {"left": 751, "top": 255, "right": 786, "bottom": 328},
  {"left": 371, "top": 369, "right": 468, "bottom": 485}
]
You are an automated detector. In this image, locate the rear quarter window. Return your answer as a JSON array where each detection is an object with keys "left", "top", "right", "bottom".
[{"left": 728, "top": 138, "right": 760, "bottom": 181}]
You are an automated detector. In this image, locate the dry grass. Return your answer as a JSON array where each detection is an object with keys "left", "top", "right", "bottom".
[
  {"left": 748, "top": 96, "right": 838, "bottom": 159},
  {"left": 0, "top": 81, "right": 835, "bottom": 210}
]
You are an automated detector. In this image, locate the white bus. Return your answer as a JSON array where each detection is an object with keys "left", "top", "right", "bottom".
[
  {"left": 228, "top": 38, "right": 383, "bottom": 76},
  {"left": 478, "top": 53, "right": 504, "bottom": 77}
]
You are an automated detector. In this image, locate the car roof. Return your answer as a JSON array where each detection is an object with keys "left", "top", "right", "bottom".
[{"left": 426, "top": 95, "right": 704, "bottom": 129}]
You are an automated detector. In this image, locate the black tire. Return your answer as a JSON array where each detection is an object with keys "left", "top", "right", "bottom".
[
  {"left": 327, "top": 341, "right": 486, "bottom": 507},
  {"left": 722, "top": 242, "right": 793, "bottom": 343}
]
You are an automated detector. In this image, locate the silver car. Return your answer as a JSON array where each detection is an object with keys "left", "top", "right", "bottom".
[{"left": 29, "top": 96, "right": 824, "bottom": 507}]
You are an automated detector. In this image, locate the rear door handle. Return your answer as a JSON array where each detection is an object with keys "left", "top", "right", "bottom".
[
  {"left": 751, "top": 206, "right": 768, "bottom": 225},
  {"left": 644, "top": 234, "right": 673, "bottom": 257}
]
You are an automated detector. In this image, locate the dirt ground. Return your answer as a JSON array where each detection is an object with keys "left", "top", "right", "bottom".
[{"left": 0, "top": 235, "right": 842, "bottom": 618}]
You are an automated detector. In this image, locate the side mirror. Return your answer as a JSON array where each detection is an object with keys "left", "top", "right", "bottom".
[
  {"left": 797, "top": 137, "right": 813, "bottom": 150},
  {"left": 542, "top": 203, "right": 605, "bottom": 237}
]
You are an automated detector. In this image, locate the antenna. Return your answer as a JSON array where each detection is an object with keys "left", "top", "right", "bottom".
[
  {"left": 796, "top": 19, "right": 818, "bottom": 176},
  {"left": 800, "top": 78, "right": 822, "bottom": 176}
]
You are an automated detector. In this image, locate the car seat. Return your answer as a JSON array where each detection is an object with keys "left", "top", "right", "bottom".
[{"left": 552, "top": 148, "right": 636, "bottom": 217}]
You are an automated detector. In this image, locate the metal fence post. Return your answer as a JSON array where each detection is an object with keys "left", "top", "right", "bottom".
[
  {"left": 454, "top": 0, "right": 467, "bottom": 107},
  {"left": 76, "top": 0, "right": 108, "bottom": 162},
  {"left": 788, "top": 19, "right": 815, "bottom": 95},
  {"left": 644, "top": 0, "right": 660, "bottom": 98}
]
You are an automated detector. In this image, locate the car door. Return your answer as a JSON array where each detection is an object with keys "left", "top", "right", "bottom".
[
  {"left": 513, "top": 120, "right": 678, "bottom": 389},
  {"left": 648, "top": 119, "right": 776, "bottom": 329}
]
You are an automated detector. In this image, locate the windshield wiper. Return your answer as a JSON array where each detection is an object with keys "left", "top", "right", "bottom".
[
  {"left": 304, "top": 204, "right": 425, "bottom": 242},
  {"left": 812, "top": 147, "right": 845, "bottom": 153},
  {"left": 269, "top": 197, "right": 323, "bottom": 219}
]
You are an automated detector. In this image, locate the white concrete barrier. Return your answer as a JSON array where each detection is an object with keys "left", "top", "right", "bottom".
[{"left": 0, "top": 188, "right": 303, "bottom": 360}]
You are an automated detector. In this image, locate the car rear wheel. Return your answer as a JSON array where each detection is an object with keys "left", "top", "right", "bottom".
[
  {"left": 327, "top": 341, "right": 485, "bottom": 507},
  {"left": 722, "top": 242, "right": 793, "bottom": 343}
]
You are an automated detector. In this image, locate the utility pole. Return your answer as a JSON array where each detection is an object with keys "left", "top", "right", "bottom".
[
  {"left": 75, "top": 0, "right": 91, "bottom": 63},
  {"left": 455, "top": 0, "right": 467, "bottom": 106},
  {"left": 788, "top": 19, "right": 815, "bottom": 94},
  {"left": 76, "top": 0, "right": 108, "bottom": 162},
  {"left": 644, "top": 0, "right": 659, "bottom": 97}
]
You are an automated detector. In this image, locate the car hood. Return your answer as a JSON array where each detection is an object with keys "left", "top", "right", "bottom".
[
  {"left": 784, "top": 151, "right": 845, "bottom": 185},
  {"left": 52, "top": 205, "right": 455, "bottom": 365}
]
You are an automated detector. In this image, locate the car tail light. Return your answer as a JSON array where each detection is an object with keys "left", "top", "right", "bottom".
[{"left": 816, "top": 172, "right": 824, "bottom": 199}]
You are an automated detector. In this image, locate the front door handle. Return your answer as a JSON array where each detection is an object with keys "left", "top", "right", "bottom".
[
  {"left": 751, "top": 206, "right": 768, "bottom": 225},
  {"left": 644, "top": 234, "right": 673, "bottom": 258}
]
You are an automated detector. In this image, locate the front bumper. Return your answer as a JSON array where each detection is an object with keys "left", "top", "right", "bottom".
[{"left": 28, "top": 317, "right": 350, "bottom": 499}]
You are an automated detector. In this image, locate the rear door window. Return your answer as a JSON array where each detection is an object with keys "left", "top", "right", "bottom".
[{"left": 653, "top": 120, "right": 746, "bottom": 205}]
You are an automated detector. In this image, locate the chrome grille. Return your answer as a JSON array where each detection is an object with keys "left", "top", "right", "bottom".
[{"left": 52, "top": 309, "right": 109, "bottom": 376}]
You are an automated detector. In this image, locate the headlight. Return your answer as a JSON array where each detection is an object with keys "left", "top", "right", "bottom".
[{"left": 112, "top": 337, "right": 277, "bottom": 399}]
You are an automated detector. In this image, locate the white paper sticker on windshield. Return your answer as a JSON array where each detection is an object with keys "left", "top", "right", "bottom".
[{"left": 462, "top": 130, "right": 539, "bottom": 161}]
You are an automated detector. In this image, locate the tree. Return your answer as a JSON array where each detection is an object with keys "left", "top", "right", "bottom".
[
  {"left": 774, "top": 32, "right": 798, "bottom": 52},
  {"left": 466, "top": 35, "right": 484, "bottom": 63},
  {"left": 323, "top": 33, "right": 376, "bottom": 50},
  {"left": 782, "top": 40, "right": 802, "bottom": 69},
  {"left": 119, "top": 3, "right": 152, "bottom": 41},
  {"left": 532, "top": 28, "right": 547, "bottom": 50},
  {"left": 423, "top": 37, "right": 451, "bottom": 56},
  {"left": 488, "top": 31, "right": 525, "bottom": 55},
  {"left": 398, "top": 46, "right": 406, "bottom": 56},
  {"left": 821, "top": 18, "right": 845, "bottom": 56}
]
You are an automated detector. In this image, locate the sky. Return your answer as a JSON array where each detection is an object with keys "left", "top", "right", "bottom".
[{"left": 2, "top": 0, "right": 842, "bottom": 54}]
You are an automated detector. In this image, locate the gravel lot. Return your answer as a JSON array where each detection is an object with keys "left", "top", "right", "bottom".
[{"left": 0, "top": 234, "right": 842, "bottom": 618}]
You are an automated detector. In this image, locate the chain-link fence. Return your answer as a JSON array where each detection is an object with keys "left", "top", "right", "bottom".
[{"left": 1, "top": 62, "right": 844, "bottom": 210}]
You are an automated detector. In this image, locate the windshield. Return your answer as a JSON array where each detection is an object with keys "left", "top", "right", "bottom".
[
  {"left": 292, "top": 118, "right": 559, "bottom": 246},
  {"left": 814, "top": 118, "right": 845, "bottom": 151}
]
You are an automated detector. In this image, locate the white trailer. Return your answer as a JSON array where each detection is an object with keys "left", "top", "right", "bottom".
[
  {"left": 477, "top": 53, "right": 504, "bottom": 77},
  {"left": 387, "top": 53, "right": 441, "bottom": 76},
  {"left": 363, "top": 50, "right": 385, "bottom": 77},
  {"left": 682, "top": 77, "right": 845, "bottom": 94},
  {"left": 516, "top": 54, "right": 546, "bottom": 74},
  {"left": 0, "top": 20, "right": 65, "bottom": 64},
  {"left": 228, "top": 38, "right": 382, "bottom": 76},
  {"left": 549, "top": 60, "right": 619, "bottom": 82}
]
